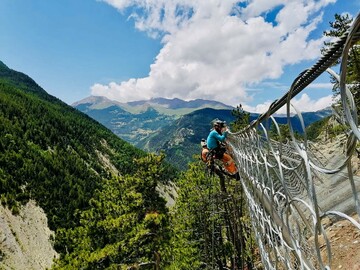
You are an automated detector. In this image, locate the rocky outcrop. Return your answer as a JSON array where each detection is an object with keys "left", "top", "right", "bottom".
[{"left": 0, "top": 200, "right": 58, "bottom": 270}]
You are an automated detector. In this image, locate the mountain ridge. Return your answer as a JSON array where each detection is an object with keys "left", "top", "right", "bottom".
[
  {"left": 73, "top": 95, "right": 234, "bottom": 114},
  {"left": 127, "top": 97, "right": 234, "bottom": 110},
  {"left": 73, "top": 95, "right": 333, "bottom": 169},
  {"left": 72, "top": 95, "right": 236, "bottom": 146},
  {"left": 0, "top": 60, "right": 57, "bottom": 102},
  {"left": 137, "top": 107, "right": 333, "bottom": 169},
  {"left": 0, "top": 60, "right": 9, "bottom": 69}
]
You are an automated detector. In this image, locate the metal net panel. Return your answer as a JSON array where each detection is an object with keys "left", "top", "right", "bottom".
[{"left": 227, "top": 12, "right": 360, "bottom": 270}]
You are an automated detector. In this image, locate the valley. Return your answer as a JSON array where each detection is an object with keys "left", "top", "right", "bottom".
[{"left": 74, "top": 96, "right": 332, "bottom": 170}]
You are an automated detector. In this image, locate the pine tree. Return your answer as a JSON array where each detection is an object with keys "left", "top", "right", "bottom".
[
  {"left": 53, "top": 154, "right": 171, "bottom": 269},
  {"left": 322, "top": 13, "right": 360, "bottom": 116},
  {"left": 230, "top": 104, "right": 250, "bottom": 132}
]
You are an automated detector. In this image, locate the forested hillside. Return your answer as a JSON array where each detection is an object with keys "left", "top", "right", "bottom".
[
  {"left": 138, "top": 108, "right": 238, "bottom": 169},
  {"left": 138, "top": 107, "right": 332, "bottom": 170},
  {"left": 0, "top": 62, "right": 147, "bottom": 228},
  {"left": 0, "top": 61, "right": 177, "bottom": 268},
  {"left": 1, "top": 59, "right": 332, "bottom": 269},
  {"left": 0, "top": 61, "right": 262, "bottom": 269}
]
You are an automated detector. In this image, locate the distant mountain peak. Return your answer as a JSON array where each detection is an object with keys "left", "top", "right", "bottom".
[
  {"left": 72, "top": 95, "right": 113, "bottom": 106},
  {"left": 73, "top": 96, "right": 233, "bottom": 116},
  {"left": 127, "top": 97, "right": 233, "bottom": 110},
  {"left": 72, "top": 95, "right": 125, "bottom": 110}
]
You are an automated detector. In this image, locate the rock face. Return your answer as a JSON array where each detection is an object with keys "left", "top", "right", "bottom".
[{"left": 0, "top": 200, "right": 58, "bottom": 270}]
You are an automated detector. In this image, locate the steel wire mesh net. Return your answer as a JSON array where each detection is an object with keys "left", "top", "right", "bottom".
[{"left": 226, "top": 12, "right": 360, "bottom": 269}]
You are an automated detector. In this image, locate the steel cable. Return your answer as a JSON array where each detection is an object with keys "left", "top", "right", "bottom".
[{"left": 226, "top": 12, "right": 360, "bottom": 269}]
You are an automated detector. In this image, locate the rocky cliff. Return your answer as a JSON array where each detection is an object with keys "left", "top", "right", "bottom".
[{"left": 0, "top": 201, "right": 58, "bottom": 269}]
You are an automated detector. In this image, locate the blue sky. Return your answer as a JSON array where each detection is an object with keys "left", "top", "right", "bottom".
[{"left": 0, "top": 0, "right": 359, "bottom": 113}]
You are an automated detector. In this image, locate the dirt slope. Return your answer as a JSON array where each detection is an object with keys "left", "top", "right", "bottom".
[
  {"left": 0, "top": 200, "right": 58, "bottom": 269},
  {"left": 318, "top": 215, "right": 360, "bottom": 269}
]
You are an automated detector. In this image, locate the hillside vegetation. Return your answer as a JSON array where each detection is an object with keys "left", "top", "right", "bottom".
[
  {"left": 137, "top": 108, "right": 238, "bottom": 169},
  {"left": 0, "top": 61, "right": 262, "bottom": 269},
  {"left": 0, "top": 79, "right": 146, "bottom": 228},
  {"left": 0, "top": 60, "right": 340, "bottom": 269},
  {"left": 0, "top": 61, "right": 178, "bottom": 268}
]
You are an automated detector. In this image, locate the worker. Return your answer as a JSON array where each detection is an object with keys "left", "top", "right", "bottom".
[{"left": 204, "top": 119, "right": 239, "bottom": 179}]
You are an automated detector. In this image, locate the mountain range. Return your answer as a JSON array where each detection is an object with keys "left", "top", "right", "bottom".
[
  {"left": 72, "top": 95, "right": 233, "bottom": 145},
  {"left": 73, "top": 95, "right": 233, "bottom": 114},
  {"left": 73, "top": 96, "right": 332, "bottom": 169}
]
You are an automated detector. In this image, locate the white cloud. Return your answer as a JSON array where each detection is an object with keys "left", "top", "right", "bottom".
[
  {"left": 93, "top": 0, "right": 335, "bottom": 108},
  {"left": 290, "top": 93, "right": 334, "bottom": 112},
  {"left": 307, "top": 82, "right": 333, "bottom": 89},
  {"left": 243, "top": 93, "right": 334, "bottom": 114}
]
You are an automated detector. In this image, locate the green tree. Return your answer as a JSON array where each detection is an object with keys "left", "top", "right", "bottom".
[
  {"left": 53, "top": 154, "right": 171, "bottom": 269},
  {"left": 166, "top": 159, "right": 257, "bottom": 269},
  {"left": 268, "top": 123, "right": 303, "bottom": 142},
  {"left": 165, "top": 102, "right": 259, "bottom": 269},
  {"left": 230, "top": 104, "right": 250, "bottom": 132},
  {"left": 322, "top": 13, "right": 360, "bottom": 116},
  {"left": 322, "top": 13, "right": 352, "bottom": 65},
  {"left": 165, "top": 161, "right": 211, "bottom": 269},
  {"left": 229, "top": 104, "right": 258, "bottom": 268},
  {"left": 305, "top": 116, "right": 330, "bottom": 141}
]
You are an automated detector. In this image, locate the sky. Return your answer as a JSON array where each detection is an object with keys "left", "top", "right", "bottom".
[{"left": 0, "top": 0, "right": 359, "bottom": 114}]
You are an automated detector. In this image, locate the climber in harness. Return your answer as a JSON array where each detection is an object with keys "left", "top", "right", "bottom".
[{"left": 201, "top": 119, "right": 240, "bottom": 180}]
